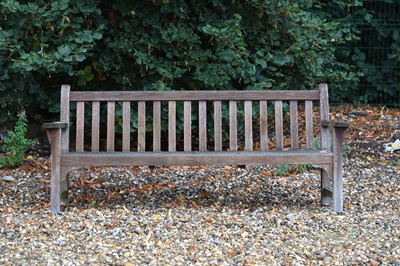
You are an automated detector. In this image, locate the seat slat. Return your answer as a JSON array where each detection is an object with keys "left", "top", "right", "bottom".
[
  {"left": 245, "top": 101, "right": 253, "bottom": 151},
  {"left": 199, "top": 101, "right": 207, "bottom": 151},
  {"left": 260, "top": 101, "right": 268, "bottom": 151},
  {"left": 290, "top": 101, "right": 299, "bottom": 150},
  {"left": 229, "top": 101, "right": 237, "bottom": 151},
  {"left": 305, "top": 100, "right": 314, "bottom": 150},
  {"left": 138, "top": 101, "right": 146, "bottom": 152},
  {"left": 214, "top": 101, "right": 222, "bottom": 151},
  {"left": 76, "top": 101, "right": 85, "bottom": 152},
  {"left": 61, "top": 151, "right": 333, "bottom": 167},
  {"left": 168, "top": 101, "right": 176, "bottom": 152},
  {"left": 153, "top": 101, "right": 161, "bottom": 152},
  {"left": 91, "top": 101, "right": 100, "bottom": 152},
  {"left": 122, "top": 101, "right": 131, "bottom": 152},
  {"left": 107, "top": 102, "right": 115, "bottom": 152},
  {"left": 275, "top": 100, "right": 283, "bottom": 150},
  {"left": 184, "top": 101, "right": 192, "bottom": 152}
]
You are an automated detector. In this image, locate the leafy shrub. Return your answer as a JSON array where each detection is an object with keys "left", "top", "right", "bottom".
[
  {"left": 0, "top": 112, "right": 36, "bottom": 168},
  {"left": 0, "top": 0, "right": 361, "bottom": 125}
]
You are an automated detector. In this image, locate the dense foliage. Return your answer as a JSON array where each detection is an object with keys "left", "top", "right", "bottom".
[{"left": 0, "top": 0, "right": 364, "bottom": 124}]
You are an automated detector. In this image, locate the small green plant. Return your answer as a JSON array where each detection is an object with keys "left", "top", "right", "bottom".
[{"left": 0, "top": 112, "right": 36, "bottom": 168}]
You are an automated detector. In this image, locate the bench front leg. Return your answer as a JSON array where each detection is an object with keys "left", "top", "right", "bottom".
[{"left": 43, "top": 122, "right": 69, "bottom": 214}]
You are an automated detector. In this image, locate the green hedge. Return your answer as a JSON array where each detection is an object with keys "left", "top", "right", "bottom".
[{"left": 0, "top": 0, "right": 361, "bottom": 123}]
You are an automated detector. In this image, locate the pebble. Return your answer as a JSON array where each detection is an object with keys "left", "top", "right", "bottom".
[{"left": 1, "top": 175, "right": 15, "bottom": 182}]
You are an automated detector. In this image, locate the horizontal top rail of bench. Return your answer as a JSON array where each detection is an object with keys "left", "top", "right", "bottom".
[{"left": 69, "top": 90, "right": 321, "bottom": 102}]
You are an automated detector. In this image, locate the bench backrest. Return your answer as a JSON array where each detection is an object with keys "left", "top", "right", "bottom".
[{"left": 59, "top": 84, "right": 330, "bottom": 153}]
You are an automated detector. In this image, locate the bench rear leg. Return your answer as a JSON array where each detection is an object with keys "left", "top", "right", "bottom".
[{"left": 321, "top": 168, "right": 332, "bottom": 206}]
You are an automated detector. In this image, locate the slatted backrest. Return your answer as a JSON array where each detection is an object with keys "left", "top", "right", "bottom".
[{"left": 60, "top": 84, "right": 330, "bottom": 152}]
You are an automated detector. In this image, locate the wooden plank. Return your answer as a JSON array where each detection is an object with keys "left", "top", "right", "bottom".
[
  {"left": 122, "top": 101, "right": 131, "bottom": 152},
  {"left": 153, "top": 101, "right": 161, "bottom": 152},
  {"left": 184, "top": 101, "right": 192, "bottom": 151},
  {"left": 229, "top": 101, "right": 237, "bottom": 151},
  {"left": 275, "top": 100, "right": 283, "bottom": 150},
  {"left": 138, "top": 101, "right": 146, "bottom": 152},
  {"left": 76, "top": 101, "right": 85, "bottom": 152},
  {"left": 305, "top": 100, "right": 314, "bottom": 150},
  {"left": 244, "top": 101, "right": 253, "bottom": 151},
  {"left": 168, "top": 101, "right": 176, "bottom": 152},
  {"left": 260, "top": 101, "right": 268, "bottom": 151},
  {"left": 107, "top": 102, "right": 115, "bottom": 152},
  {"left": 214, "top": 101, "right": 222, "bottom": 151},
  {"left": 199, "top": 101, "right": 207, "bottom": 151},
  {"left": 61, "top": 150, "right": 334, "bottom": 167},
  {"left": 290, "top": 101, "right": 299, "bottom": 150},
  {"left": 319, "top": 83, "right": 330, "bottom": 151},
  {"left": 91, "top": 102, "right": 100, "bottom": 152},
  {"left": 60, "top": 85, "right": 70, "bottom": 153},
  {"left": 70, "top": 90, "right": 321, "bottom": 102},
  {"left": 48, "top": 128, "right": 62, "bottom": 214},
  {"left": 319, "top": 84, "right": 331, "bottom": 205}
]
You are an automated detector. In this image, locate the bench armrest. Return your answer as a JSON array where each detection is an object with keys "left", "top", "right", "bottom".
[
  {"left": 42, "top": 122, "right": 71, "bottom": 129},
  {"left": 321, "top": 120, "right": 350, "bottom": 128}
]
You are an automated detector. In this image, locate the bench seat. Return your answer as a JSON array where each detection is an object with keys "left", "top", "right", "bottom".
[{"left": 61, "top": 150, "right": 334, "bottom": 167}]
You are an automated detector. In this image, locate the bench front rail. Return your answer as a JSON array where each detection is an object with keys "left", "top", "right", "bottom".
[{"left": 43, "top": 83, "right": 349, "bottom": 214}]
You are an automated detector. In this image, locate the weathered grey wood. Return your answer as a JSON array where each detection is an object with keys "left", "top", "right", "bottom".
[
  {"left": 42, "top": 122, "right": 70, "bottom": 129},
  {"left": 70, "top": 90, "right": 321, "bottom": 102},
  {"left": 122, "top": 102, "right": 131, "bottom": 152},
  {"left": 214, "top": 101, "right": 222, "bottom": 151},
  {"left": 47, "top": 83, "right": 350, "bottom": 214},
  {"left": 275, "top": 101, "right": 283, "bottom": 150},
  {"left": 168, "top": 101, "right": 176, "bottom": 152},
  {"left": 76, "top": 102, "right": 85, "bottom": 152},
  {"left": 229, "top": 101, "right": 237, "bottom": 151},
  {"left": 48, "top": 128, "right": 62, "bottom": 214},
  {"left": 138, "top": 101, "right": 146, "bottom": 152},
  {"left": 91, "top": 102, "right": 100, "bottom": 152},
  {"left": 319, "top": 83, "right": 331, "bottom": 205},
  {"left": 245, "top": 101, "right": 253, "bottom": 151},
  {"left": 60, "top": 85, "right": 70, "bottom": 153},
  {"left": 61, "top": 150, "right": 334, "bottom": 167},
  {"left": 305, "top": 100, "right": 314, "bottom": 150},
  {"left": 260, "top": 101, "right": 268, "bottom": 151},
  {"left": 332, "top": 127, "right": 347, "bottom": 213},
  {"left": 107, "top": 102, "right": 115, "bottom": 152},
  {"left": 290, "top": 101, "right": 299, "bottom": 150},
  {"left": 153, "top": 101, "right": 161, "bottom": 152},
  {"left": 199, "top": 101, "right": 207, "bottom": 151},
  {"left": 184, "top": 101, "right": 192, "bottom": 152}
]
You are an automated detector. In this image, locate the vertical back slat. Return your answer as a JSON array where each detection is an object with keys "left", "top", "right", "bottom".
[
  {"left": 199, "top": 101, "right": 207, "bottom": 151},
  {"left": 214, "top": 101, "right": 222, "bottom": 151},
  {"left": 91, "top": 101, "right": 100, "bottom": 152},
  {"left": 122, "top": 101, "right": 131, "bottom": 152},
  {"left": 107, "top": 101, "right": 115, "bottom": 152},
  {"left": 244, "top": 101, "right": 253, "bottom": 151},
  {"left": 168, "top": 101, "right": 176, "bottom": 152},
  {"left": 260, "top": 101, "right": 268, "bottom": 151},
  {"left": 229, "top": 101, "right": 237, "bottom": 151},
  {"left": 319, "top": 84, "right": 330, "bottom": 150},
  {"left": 184, "top": 101, "right": 192, "bottom": 151},
  {"left": 305, "top": 100, "right": 314, "bottom": 150},
  {"left": 153, "top": 101, "right": 161, "bottom": 152},
  {"left": 275, "top": 100, "right": 284, "bottom": 150},
  {"left": 290, "top": 101, "right": 299, "bottom": 150},
  {"left": 60, "top": 85, "right": 70, "bottom": 152},
  {"left": 76, "top": 101, "right": 85, "bottom": 152},
  {"left": 138, "top": 101, "right": 146, "bottom": 152}
]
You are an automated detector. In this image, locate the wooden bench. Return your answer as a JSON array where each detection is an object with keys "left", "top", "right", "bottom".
[{"left": 43, "top": 83, "right": 350, "bottom": 214}]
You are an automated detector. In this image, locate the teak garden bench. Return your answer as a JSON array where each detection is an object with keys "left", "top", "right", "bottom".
[{"left": 43, "top": 83, "right": 350, "bottom": 214}]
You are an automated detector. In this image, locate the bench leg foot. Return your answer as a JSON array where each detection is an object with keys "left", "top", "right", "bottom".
[{"left": 321, "top": 168, "right": 332, "bottom": 206}]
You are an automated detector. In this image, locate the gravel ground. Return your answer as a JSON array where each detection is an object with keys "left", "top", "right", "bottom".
[{"left": 0, "top": 111, "right": 399, "bottom": 265}]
